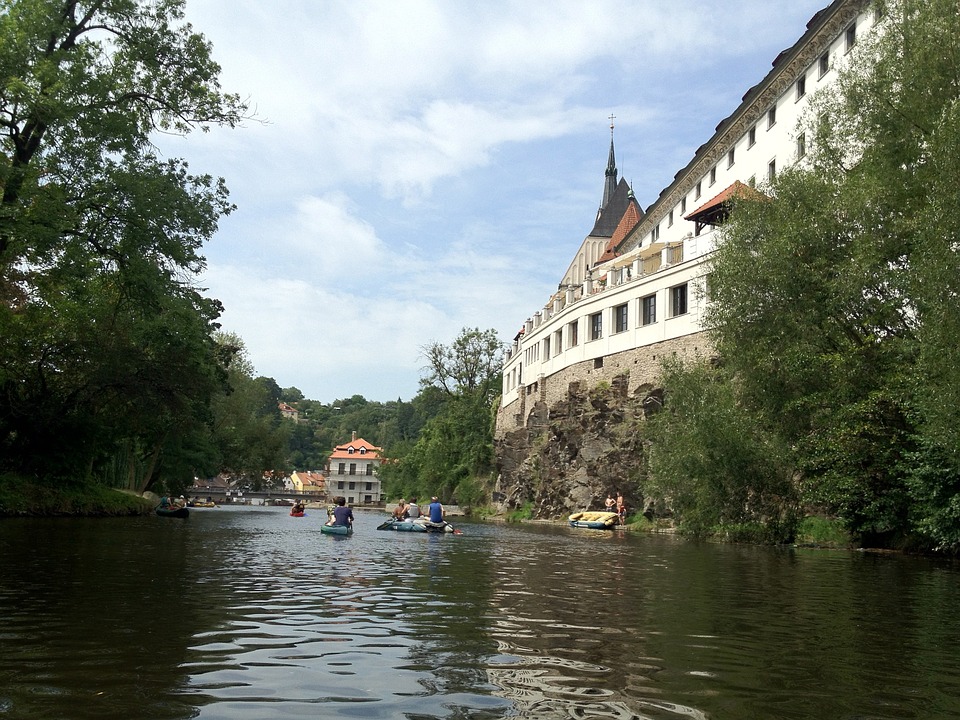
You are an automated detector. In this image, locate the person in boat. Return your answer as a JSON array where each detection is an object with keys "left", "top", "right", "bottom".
[
  {"left": 427, "top": 497, "right": 445, "bottom": 525},
  {"left": 158, "top": 496, "right": 171, "bottom": 509},
  {"left": 328, "top": 496, "right": 353, "bottom": 528},
  {"left": 291, "top": 501, "right": 304, "bottom": 515},
  {"left": 406, "top": 498, "right": 421, "bottom": 519},
  {"left": 392, "top": 499, "right": 408, "bottom": 521},
  {"left": 604, "top": 493, "right": 616, "bottom": 512}
]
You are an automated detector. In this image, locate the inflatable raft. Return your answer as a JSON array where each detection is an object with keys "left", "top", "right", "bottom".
[{"left": 568, "top": 511, "right": 620, "bottom": 529}]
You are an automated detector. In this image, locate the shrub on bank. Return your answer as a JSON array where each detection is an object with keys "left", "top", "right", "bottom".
[{"left": 0, "top": 474, "right": 153, "bottom": 517}]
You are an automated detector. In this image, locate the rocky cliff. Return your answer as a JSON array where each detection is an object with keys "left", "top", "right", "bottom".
[{"left": 493, "top": 373, "right": 664, "bottom": 520}]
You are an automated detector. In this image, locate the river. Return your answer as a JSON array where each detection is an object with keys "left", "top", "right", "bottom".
[{"left": 1, "top": 504, "right": 959, "bottom": 719}]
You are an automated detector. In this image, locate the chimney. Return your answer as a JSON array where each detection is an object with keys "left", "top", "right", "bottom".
[{"left": 352, "top": 430, "right": 357, "bottom": 442}]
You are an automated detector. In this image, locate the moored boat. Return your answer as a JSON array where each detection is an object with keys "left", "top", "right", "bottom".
[
  {"left": 156, "top": 505, "right": 189, "bottom": 518},
  {"left": 320, "top": 523, "right": 352, "bottom": 536},
  {"left": 568, "top": 511, "right": 619, "bottom": 529},
  {"left": 188, "top": 500, "right": 217, "bottom": 508}
]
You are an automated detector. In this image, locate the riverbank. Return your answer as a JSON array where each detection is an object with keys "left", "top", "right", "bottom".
[{"left": 0, "top": 474, "right": 153, "bottom": 517}]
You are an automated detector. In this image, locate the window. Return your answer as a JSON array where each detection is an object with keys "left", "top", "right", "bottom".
[
  {"left": 337, "top": 481, "right": 344, "bottom": 489},
  {"left": 768, "top": 158, "right": 777, "bottom": 182},
  {"left": 589, "top": 312, "right": 602, "bottom": 341},
  {"left": 349, "top": 463, "right": 356, "bottom": 475},
  {"left": 845, "top": 23, "right": 856, "bottom": 52},
  {"left": 615, "top": 303, "right": 628, "bottom": 333},
  {"left": 365, "top": 482, "right": 372, "bottom": 491},
  {"left": 748, "top": 125, "right": 756, "bottom": 147},
  {"left": 651, "top": 223, "right": 660, "bottom": 242},
  {"left": 767, "top": 105, "right": 777, "bottom": 128},
  {"left": 695, "top": 181, "right": 702, "bottom": 200},
  {"left": 797, "top": 132, "right": 806, "bottom": 159},
  {"left": 568, "top": 320, "right": 579, "bottom": 347},
  {"left": 818, "top": 52, "right": 829, "bottom": 78},
  {"left": 670, "top": 284, "right": 688, "bottom": 317},
  {"left": 366, "top": 465, "right": 373, "bottom": 475},
  {"left": 348, "top": 482, "right": 355, "bottom": 490},
  {"left": 553, "top": 329, "right": 562, "bottom": 355},
  {"left": 709, "top": 166, "right": 717, "bottom": 186},
  {"left": 338, "top": 462, "right": 345, "bottom": 474},
  {"left": 796, "top": 74, "right": 806, "bottom": 100},
  {"left": 542, "top": 337, "right": 550, "bottom": 361},
  {"left": 727, "top": 148, "right": 735, "bottom": 168},
  {"left": 348, "top": 447, "right": 354, "bottom": 454},
  {"left": 359, "top": 447, "right": 366, "bottom": 454},
  {"left": 668, "top": 209, "right": 674, "bottom": 227},
  {"left": 681, "top": 196, "right": 687, "bottom": 214},
  {"left": 642, "top": 294, "right": 657, "bottom": 326}
]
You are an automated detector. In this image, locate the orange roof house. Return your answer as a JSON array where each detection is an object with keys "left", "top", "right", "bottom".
[
  {"left": 325, "top": 433, "right": 383, "bottom": 505},
  {"left": 290, "top": 471, "right": 325, "bottom": 494}
]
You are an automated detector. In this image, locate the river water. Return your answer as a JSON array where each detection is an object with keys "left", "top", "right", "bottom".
[{"left": 2, "top": 505, "right": 960, "bottom": 719}]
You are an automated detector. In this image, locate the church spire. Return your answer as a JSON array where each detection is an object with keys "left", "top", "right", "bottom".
[{"left": 601, "top": 114, "right": 618, "bottom": 210}]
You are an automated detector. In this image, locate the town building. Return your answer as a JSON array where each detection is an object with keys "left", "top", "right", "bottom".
[
  {"left": 324, "top": 432, "right": 383, "bottom": 505},
  {"left": 278, "top": 402, "right": 299, "bottom": 422},
  {"left": 497, "top": 0, "right": 877, "bottom": 437},
  {"left": 289, "top": 470, "right": 325, "bottom": 495}
]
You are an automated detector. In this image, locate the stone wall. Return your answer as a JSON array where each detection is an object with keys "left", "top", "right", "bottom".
[{"left": 495, "top": 330, "right": 712, "bottom": 438}]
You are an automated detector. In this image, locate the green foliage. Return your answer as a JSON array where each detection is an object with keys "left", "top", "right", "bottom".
[
  {"left": 0, "top": 473, "right": 151, "bottom": 517},
  {"left": 383, "top": 328, "right": 502, "bottom": 504},
  {"left": 0, "top": 0, "right": 247, "bottom": 488},
  {"left": 505, "top": 501, "right": 533, "bottom": 522},
  {"left": 695, "top": 0, "right": 960, "bottom": 549},
  {"left": 644, "top": 357, "right": 798, "bottom": 541},
  {"left": 795, "top": 516, "right": 852, "bottom": 548}
]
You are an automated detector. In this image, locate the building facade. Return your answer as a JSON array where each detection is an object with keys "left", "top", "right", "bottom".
[
  {"left": 497, "top": 0, "right": 877, "bottom": 437},
  {"left": 324, "top": 432, "right": 383, "bottom": 505}
]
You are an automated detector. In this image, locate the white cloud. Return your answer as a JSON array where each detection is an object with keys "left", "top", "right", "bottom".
[{"left": 163, "top": 0, "right": 831, "bottom": 401}]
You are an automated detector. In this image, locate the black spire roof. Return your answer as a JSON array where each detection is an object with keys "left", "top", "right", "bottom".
[{"left": 590, "top": 177, "right": 632, "bottom": 238}]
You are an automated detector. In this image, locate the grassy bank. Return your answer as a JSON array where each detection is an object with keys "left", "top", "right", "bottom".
[{"left": 0, "top": 474, "right": 153, "bottom": 517}]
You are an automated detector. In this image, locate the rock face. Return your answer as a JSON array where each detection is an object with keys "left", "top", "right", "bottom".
[{"left": 494, "top": 373, "right": 660, "bottom": 520}]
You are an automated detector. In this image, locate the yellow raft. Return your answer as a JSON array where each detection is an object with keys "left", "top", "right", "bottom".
[{"left": 568, "top": 511, "right": 620, "bottom": 529}]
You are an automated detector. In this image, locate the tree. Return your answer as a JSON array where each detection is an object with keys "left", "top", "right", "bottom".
[
  {"left": 383, "top": 328, "right": 503, "bottom": 503},
  {"left": 0, "top": 0, "right": 248, "bottom": 483},
  {"left": 698, "top": 0, "right": 960, "bottom": 547},
  {"left": 420, "top": 327, "right": 503, "bottom": 403},
  {"left": 645, "top": 357, "right": 798, "bottom": 541}
]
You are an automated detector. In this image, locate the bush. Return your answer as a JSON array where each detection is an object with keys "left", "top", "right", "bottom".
[{"left": 795, "top": 516, "right": 852, "bottom": 548}]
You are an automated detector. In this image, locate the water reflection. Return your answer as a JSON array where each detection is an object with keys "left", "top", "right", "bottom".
[{"left": 2, "top": 507, "right": 960, "bottom": 719}]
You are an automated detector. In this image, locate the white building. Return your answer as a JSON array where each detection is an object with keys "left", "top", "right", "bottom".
[
  {"left": 497, "top": 0, "right": 878, "bottom": 435},
  {"left": 325, "top": 432, "right": 383, "bottom": 505}
]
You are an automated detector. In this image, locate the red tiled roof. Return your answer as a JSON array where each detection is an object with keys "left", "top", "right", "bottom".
[
  {"left": 329, "top": 437, "right": 382, "bottom": 460},
  {"left": 597, "top": 200, "right": 643, "bottom": 263},
  {"left": 684, "top": 180, "right": 764, "bottom": 221}
]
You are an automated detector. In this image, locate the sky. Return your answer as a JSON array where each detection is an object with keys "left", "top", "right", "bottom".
[{"left": 157, "top": 0, "right": 830, "bottom": 404}]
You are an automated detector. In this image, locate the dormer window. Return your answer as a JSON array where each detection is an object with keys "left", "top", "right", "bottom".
[
  {"left": 360, "top": 447, "right": 366, "bottom": 454},
  {"left": 348, "top": 447, "right": 354, "bottom": 454}
]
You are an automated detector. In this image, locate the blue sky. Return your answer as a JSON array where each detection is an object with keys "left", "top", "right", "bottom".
[{"left": 158, "top": 0, "right": 829, "bottom": 403}]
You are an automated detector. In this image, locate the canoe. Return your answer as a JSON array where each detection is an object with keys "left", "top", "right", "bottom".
[
  {"left": 188, "top": 501, "right": 217, "bottom": 508},
  {"left": 568, "top": 511, "right": 619, "bottom": 529},
  {"left": 320, "top": 524, "right": 353, "bottom": 536},
  {"left": 156, "top": 506, "right": 189, "bottom": 518},
  {"left": 377, "top": 519, "right": 458, "bottom": 534}
]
